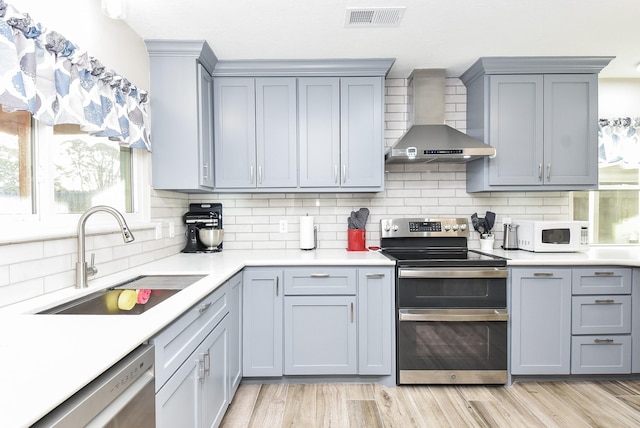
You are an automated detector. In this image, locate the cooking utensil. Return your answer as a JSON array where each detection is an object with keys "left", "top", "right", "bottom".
[
  {"left": 485, "top": 211, "right": 496, "bottom": 232},
  {"left": 471, "top": 213, "right": 480, "bottom": 233}
]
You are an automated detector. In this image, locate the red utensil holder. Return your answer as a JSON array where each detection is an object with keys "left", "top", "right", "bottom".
[{"left": 347, "top": 229, "right": 367, "bottom": 251}]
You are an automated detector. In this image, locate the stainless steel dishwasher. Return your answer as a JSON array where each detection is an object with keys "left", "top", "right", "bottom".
[{"left": 32, "top": 344, "right": 155, "bottom": 427}]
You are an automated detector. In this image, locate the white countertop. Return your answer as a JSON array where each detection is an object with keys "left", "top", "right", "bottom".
[
  {"left": 2, "top": 246, "right": 639, "bottom": 427},
  {"left": 0, "top": 249, "right": 393, "bottom": 428}
]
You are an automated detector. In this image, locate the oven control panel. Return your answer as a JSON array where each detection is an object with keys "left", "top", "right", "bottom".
[{"left": 381, "top": 218, "right": 469, "bottom": 238}]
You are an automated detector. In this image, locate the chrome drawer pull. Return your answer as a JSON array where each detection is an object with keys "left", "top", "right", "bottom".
[
  {"left": 198, "top": 302, "right": 212, "bottom": 313},
  {"left": 351, "top": 302, "right": 354, "bottom": 323},
  {"left": 594, "top": 338, "right": 614, "bottom": 344},
  {"left": 533, "top": 272, "right": 554, "bottom": 277},
  {"left": 594, "top": 299, "right": 615, "bottom": 304},
  {"left": 594, "top": 271, "right": 614, "bottom": 276},
  {"left": 365, "top": 273, "right": 385, "bottom": 278},
  {"left": 310, "top": 273, "right": 330, "bottom": 278},
  {"left": 276, "top": 276, "right": 279, "bottom": 296}
]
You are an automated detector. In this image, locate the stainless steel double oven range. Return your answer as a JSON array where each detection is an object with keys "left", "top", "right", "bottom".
[{"left": 380, "top": 218, "right": 508, "bottom": 385}]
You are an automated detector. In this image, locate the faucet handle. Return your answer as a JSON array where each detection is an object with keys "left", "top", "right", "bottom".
[{"left": 87, "top": 253, "right": 98, "bottom": 277}]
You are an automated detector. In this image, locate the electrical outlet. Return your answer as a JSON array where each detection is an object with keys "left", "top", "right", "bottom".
[
  {"left": 155, "top": 224, "right": 162, "bottom": 240},
  {"left": 279, "top": 219, "right": 288, "bottom": 233},
  {"left": 169, "top": 222, "right": 175, "bottom": 238}
]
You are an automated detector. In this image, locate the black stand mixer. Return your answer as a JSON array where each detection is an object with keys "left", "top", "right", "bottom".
[{"left": 182, "top": 203, "right": 223, "bottom": 253}]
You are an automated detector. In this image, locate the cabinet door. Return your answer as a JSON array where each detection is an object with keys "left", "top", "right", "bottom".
[
  {"left": 214, "top": 77, "right": 256, "bottom": 188},
  {"left": 198, "top": 64, "right": 214, "bottom": 188},
  {"left": 242, "top": 269, "right": 283, "bottom": 377},
  {"left": 571, "top": 335, "right": 631, "bottom": 374},
  {"left": 284, "top": 295, "right": 357, "bottom": 375},
  {"left": 340, "top": 77, "right": 383, "bottom": 188},
  {"left": 256, "top": 78, "right": 297, "bottom": 188},
  {"left": 543, "top": 74, "right": 598, "bottom": 186},
  {"left": 155, "top": 353, "right": 200, "bottom": 428},
  {"left": 357, "top": 268, "right": 393, "bottom": 375},
  {"left": 632, "top": 268, "right": 640, "bottom": 373},
  {"left": 201, "top": 317, "right": 229, "bottom": 428},
  {"left": 227, "top": 272, "right": 242, "bottom": 397},
  {"left": 510, "top": 268, "right": 571, "bottom": 374},
  {"left": 572, "top": 267, "right": 632, "bottom": 295},
  {"left": 298, "top": 77, "right": 341, "bottom": 187},
  {"left": 488, "top": 75, "right": 544, "bottom": 186},
  {"left": 572, "top": 295, "right": 632, "bottom": 335}
]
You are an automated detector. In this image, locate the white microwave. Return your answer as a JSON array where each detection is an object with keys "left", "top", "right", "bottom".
[{"left": 515, "top": 220, "right": 589, "bottom": 252}]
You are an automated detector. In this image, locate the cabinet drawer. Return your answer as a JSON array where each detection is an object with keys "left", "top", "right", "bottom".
[
  {"left": 572, "top": 268, "right": 632, "bottom": 294},
  {"left": 571, "top": 295, "right": 631, "bottom": 335},
  {"left": 284, "top": 267, "right": 356, "bottom": 295},
  {"left": 571, "top": 335, "right": 631, "bottom": 374},
  {"left": 152, "top": 282, "right": 228, "bottom": 390}
]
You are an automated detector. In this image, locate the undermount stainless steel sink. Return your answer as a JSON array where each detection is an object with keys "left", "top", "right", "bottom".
[{"left": 38, "top": 275, "right": 206, "bottom": 315}]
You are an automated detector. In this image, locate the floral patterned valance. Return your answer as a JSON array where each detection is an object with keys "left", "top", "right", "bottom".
[
  {"left": 0, "top": 1, "right": 151, "bottom": 150},
  {"left": 598, "top": 117, "right": 639, "bottom": 168}
]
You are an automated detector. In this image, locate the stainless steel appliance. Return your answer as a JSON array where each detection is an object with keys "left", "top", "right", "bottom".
[
  {"left": 502, "top": 218, "right": 519, "bottom": 250},
  {"left": 32, "top": 344, "right": 155, "bottom": 427},
  {"left": 380, "top": 218, "right": 508, "bottom": 385},
  {"left": 182, "top": 203, "right": 223, "bottom": 253},
  {"left": 515, "top": 220, "right": 589, "bottom": 252}
]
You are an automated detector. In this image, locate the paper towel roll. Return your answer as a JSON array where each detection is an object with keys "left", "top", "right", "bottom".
[{"left": 299, "top": 216, "right": 316, "bottom": 250}]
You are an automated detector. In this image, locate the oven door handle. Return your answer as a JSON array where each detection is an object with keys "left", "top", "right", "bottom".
[
  {"left": 399, "top": 308, "right": 509, "bottom": 322},
  {"left": 398, "top": 268, "right": 508, "bottom": 279}
]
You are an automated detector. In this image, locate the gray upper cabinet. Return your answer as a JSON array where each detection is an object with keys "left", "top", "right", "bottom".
[
  {"left": 145, "top": 40, "right": 218, "bottom": 192},
  {"left": 214, "top": 77, "right": 297, "bottom": 189},
  {"left": 299, "top": 77, "right": 384, "bottom": 190},
  {"left": 461, "top": 57, "right": 613, "bottom": 193},
  {"left": 212, "top": 59, "right": 393, "bottom": 193}
]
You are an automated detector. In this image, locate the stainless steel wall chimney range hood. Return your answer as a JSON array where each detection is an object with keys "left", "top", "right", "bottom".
[{"left": 385, "top": 69, "right": 496, "bottom": 163}]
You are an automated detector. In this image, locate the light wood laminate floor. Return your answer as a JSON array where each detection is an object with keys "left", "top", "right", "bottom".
[{"left": 220, "top": 381, "right": 640, "bottom": 427}]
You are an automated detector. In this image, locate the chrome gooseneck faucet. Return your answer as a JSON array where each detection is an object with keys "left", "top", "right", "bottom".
[{"left": 76, "top": 205, "right": 135, "bottom": 289}]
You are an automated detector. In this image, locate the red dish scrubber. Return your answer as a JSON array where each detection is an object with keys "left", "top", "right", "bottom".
[{"left": 137, "top": 289, "right": 151, "bottom": 304}]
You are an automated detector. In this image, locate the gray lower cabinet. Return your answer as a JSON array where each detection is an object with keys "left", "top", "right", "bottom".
[
  {"left": 214, "top": 77, "right": 297, "bottom": 189},
  {"left": 146, "top": 40, "right": 217, "bottom": 192},
  {"left": 571, "top": 267, "right": 632, "bottom": 375},
  {"left": 510, "top": 268, "right": 572, "bottom": 375},
  {"left": 227, "top": 272, "right": 243, "bottom": 397},
  {"left": 243, "top": 266, "right": 393, "bottom": 378},
  {"left": 153, "top": 282, "right": 230, "bottom": 428},
  {"left": 633, "top": 268, "right": 640, "bottom": 373},
  {"left": 298, "top": 77, "right": 384, "bottom": 190},
  {"left": 242, "top": 268, "right": 284, "bottom": 377},
  {"left": 461, "top": 57, "right": 612, "bottom": 193},
  {"left": 284, "top": 295, "right": 357, "bottom": 374}
]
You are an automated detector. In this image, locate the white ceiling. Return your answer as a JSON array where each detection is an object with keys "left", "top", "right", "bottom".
[{"left": 125, "top": 0, "right": 640, "bottom": 79}]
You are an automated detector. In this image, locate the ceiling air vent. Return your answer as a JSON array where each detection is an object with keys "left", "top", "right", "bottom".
[{"left": 345, "top": 7, "right": 406, "bottom": 27}]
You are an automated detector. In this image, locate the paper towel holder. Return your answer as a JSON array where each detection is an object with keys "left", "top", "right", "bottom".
[{"left": 301, "top": 226, "right": 317, "bottom": 251}]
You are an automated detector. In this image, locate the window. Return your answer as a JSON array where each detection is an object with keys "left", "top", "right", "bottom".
[
  {"left": 0, "top": 109, "right": 136, "bottom": 222},
  {"left": 573, "top": 120, "right": 640, "bottom": 244}
]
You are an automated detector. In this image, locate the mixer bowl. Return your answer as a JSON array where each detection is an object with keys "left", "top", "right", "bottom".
[{"left": 198, "top": 227, "right": 223, "bottom": 249}]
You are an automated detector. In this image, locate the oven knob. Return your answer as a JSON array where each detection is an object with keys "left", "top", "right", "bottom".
[
  {"left": 384, "top": 223, "right": 391, "bottom": 231},
  {"left": 444, "top": 224, "right": 451, "bottom": 231},
  {"left": 452, "top": 224, "right": 459, "bottom": 231},
  {"left": 460, "top": 224, "right": 467, "bottom": 231},
  {"left": 392, "top": 225, "right": 399, "bottom": 232}
]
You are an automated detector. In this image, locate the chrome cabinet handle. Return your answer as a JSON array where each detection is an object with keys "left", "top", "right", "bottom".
[
  {"left": 595, "top": 299, "right": 615, "bottom": 304},
  {"left": 198, "top": 355, "right": 206, "bottom": 382},
  {"left": 534, "top": 272, "right": 554, "bottom": 277},
  {"left": 198, "top": 302, "right": 212, "bottom": 314},
  {"left": 594, "top": 338, "right": 614, "bottom": 344},
  {"left": 594, "top": 271, "right": 614, "bottom": 276},
  {"left": 342, "top": 165, "right": 347, "bottom": 183},
  {"left": 546, "top": 163, "right": 551, "bottom": 180},
  {"left": 351, "top": 302, "right": 354, "bottom": 323},
  {"left": 250, "top": 166, "right": 254, "bottom": 184},
  {"left": 258, "top": 166, "right": 263, "bottom": 184},
  {"left": 204, "top": 350, "right": 211, "bottom": 377},
  {"left": 537, "top": 163, "right": 543, "bottom": 181},
  {"left": 276, "top": 276, "right": 279, "bottom": 296},
  {"left": 310, "top": 273, "right": 330, "bottom": 278},
  {"left": 202, "top": 163, "right": 209, "bottom": 180},
  {"left": 365, "top": 273, "right": 385, "bottom": 278},
  {"left": 334, "top": 165, "right": 338, "bottom": 183}
]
